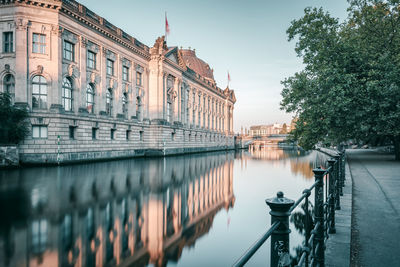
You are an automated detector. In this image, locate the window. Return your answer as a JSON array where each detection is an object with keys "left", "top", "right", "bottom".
[
  {"left": 32, "top": 125, "right": 48, "bottom": 139},
  {"left": 86, "top": 83, "right": 95, "bottom": 113},
  {"left": 106, "top": 88, "right": 112, "bottom": 115},
  {"left": 126, "top": 130, "right": 130, "bottom": 140},
  {"left": 69, "top": 126, "right": 75, "bottom": 140},
  {"left": 122, "top": 93, "right": 128, "bottom": 117},
  {"left": 167, "top": 94, "right": 172, "bottom": 123},
  {"left": 171, "top": 132, "right": 175, "bottom": 141},
  {"left": 32, "top": 75, "right": 47, "bottom": 109},
  {"left": 3, "top": 32, "right": 13, "bottom": 53},
  {"left": 3, "top": 74, "right": 15, "bottom": 103},
  {"left": 63, "top": 40, "right": 74, "bottom": 61},
  {"left": 139, "top": 130, "right": 143, "bottom": 141},
  {"left": 32, "top": 33, "right": 46, "bottom": 54},
  {"left": 31, "top": 219, "right": 48, "bottom": 254},
  {"left": 111, "top": 128, "right": 115, "bottom": 140},
  {"left": 136, "top": 72, "right": 142, "bottom": 86},
  {"left": 92, "top": 128, "right": 97, "bottom": 140},
  {"left": 106, "top": 59, "right": 114, "bottom": 76},
  {"left": 123, "top": 66, "right": 129, "bottom": 81},
  {"left": 87, "top": 50, "right": 96, "bottom": 69},
  {"left": 62, "top": 77, "right": 73, "bottom": 111}
]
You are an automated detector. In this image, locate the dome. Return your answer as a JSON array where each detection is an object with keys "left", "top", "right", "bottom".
[{"left": 180, "top": 49, "right": 214, "bottom": 80}]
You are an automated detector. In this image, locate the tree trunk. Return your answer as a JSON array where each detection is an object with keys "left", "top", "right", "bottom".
[{"left": 394, "top": 135, "right": 400, "bottom": 161}]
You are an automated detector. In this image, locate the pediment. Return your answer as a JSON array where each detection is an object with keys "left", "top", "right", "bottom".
[
  {"left": 165, "top": 47, "right": 187, "bottom": 70},
  {"left": 167, "top": 52, "right": 178, "bottom": 64}
]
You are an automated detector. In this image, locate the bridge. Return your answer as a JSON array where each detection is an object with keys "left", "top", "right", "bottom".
[{"left": 235, "top": 134, "right": 290, "bottom": 149}]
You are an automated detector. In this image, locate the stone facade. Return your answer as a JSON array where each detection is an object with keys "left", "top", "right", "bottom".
[{"left": 0, "top": 0, "right": 236, "bottom": 164}]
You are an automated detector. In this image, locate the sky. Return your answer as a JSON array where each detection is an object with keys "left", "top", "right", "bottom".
[{"left": 79, "top": 0, "right": 349, "bottom": 132}]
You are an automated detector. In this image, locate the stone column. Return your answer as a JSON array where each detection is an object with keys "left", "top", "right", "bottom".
[
  {"left": 173, "top": 78, "right": 180, "bottom": 123},
  {"left": 188, "top": 86, "right": 193, "bottom": 127},
  {"left": 14, "top": 19, "right": 29, "bottom": 105}
]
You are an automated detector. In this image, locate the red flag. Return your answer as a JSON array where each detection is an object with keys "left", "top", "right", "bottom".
[
  {"left": 228, "top": 71, "right": 231, "bottom": 84},
  {"left": 165, "top": 13, "right": 170, "bottom": 36}
]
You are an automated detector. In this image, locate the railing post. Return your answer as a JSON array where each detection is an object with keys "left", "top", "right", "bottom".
[
  {"left": 333, "top": 156, "right": 341, "bottom": 211},
  {"left": 327, "top": 159, "right": 336, "bottom": 234},
  {"left": 266, "top": 191, "right": 294, "bottom": 267},
  {"left": 335, "top": 155, "right": 343, "bottom": 196},
  {"left": 313, "top": 168, "right": 325, "bottom": 267},
  {"left": 340, "top": 151, "right": 345, "bottom": 183}
]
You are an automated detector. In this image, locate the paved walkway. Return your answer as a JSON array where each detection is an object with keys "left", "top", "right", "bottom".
[{"left": 347, "top": 149, "right": 400, "bottom": 267}]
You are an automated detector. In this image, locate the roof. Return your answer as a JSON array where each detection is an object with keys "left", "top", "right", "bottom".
[{"left": 180, "top": 49, "right": 214, "bottom": 81}]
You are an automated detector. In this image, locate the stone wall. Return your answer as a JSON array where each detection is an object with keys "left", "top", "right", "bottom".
[
  {"left": 18, "top": 112, "right": 234, "bottom": 165},
  {"left": 0, "top": 145, "right": 19, "bottom": 167}
]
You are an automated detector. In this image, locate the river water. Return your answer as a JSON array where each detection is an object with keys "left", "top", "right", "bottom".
[{"left": 0, "top": 148, "right": 329, "bottom": 267}]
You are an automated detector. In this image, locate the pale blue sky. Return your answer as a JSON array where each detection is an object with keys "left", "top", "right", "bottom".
[{"left": 79, "top": 0, "right": 349, "bottom": 132}]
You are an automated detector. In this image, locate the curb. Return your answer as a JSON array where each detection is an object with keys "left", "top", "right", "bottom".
[{"left": 325, "top": 160, "right": 353, "bottom": 267}]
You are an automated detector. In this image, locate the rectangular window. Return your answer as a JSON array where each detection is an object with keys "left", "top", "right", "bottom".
[
  {"left": 63, "top": 40, "right": 75, "bottom": 61},
  {"left": 32, "top": 125, "right": 48, "bottom": 139},
  {"left": 92, "top": 128, "right": 97, "bottom": 140},
  {"left": 111, "top": 128, "right": 115, "bottom": 140},
  {"left": 139, "top": 130, "right": 143, "bottom": 141},
  {"left": 69, "top": 126, "right": 75, "bottom": 140},
  {"left": 87, "top": 50, "right": 96, "bottom": 69},
  {"left": 126, "top": 130, "right": 130, "bottom": 140},
  {"left": 32, "top": 33, "right": 46, "bottom": 54},
  {"left": 171, "top": 132, "right": 175, "bottom": 141},
  {"left": 106, "top": 59, "right": 114, "bottom": 76},
  {"left": 122, "top": 66, "right": 129, "bottom": 81},
  {"left": 3, "top": 32, "right": 13, "bottom": 53},
  {"left": 136, "top": 72, "right": 142, "bottom": 86}
]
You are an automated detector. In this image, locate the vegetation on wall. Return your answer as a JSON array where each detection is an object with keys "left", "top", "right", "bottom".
[{"left": 0, "top": 92, "right": 30, "bottom": 144}]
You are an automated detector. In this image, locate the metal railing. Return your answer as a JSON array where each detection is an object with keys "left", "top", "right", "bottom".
[{"left": 233, "top": 150, "right": 346, "bottom": 267}]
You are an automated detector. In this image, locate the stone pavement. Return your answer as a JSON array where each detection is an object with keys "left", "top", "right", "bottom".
[
  {"left": 325, "top": 155, "right": 352, "bottom": 267},
  {"left": 346, "top": 149, "right": 400, "bottom": 267}
]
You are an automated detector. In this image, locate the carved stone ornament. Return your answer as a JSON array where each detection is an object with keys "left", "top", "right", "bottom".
[
  {"left": 68, "top": 64, "right": 80, "bottom": 78},
  {"left": 4, "top": 64, "right": 10, "bottom": 71},
  {"left": 170, "top": 90, "right": 177, "bottom": 100},
  {"left": 90, "top": 72, "right": 96, "bottom": 84},
  {"left": 80, "top": 36, "right": 88, "bottom": 48},
  {"left": 136, "top": 64, "right": 144, "bottom": 73},
  {"left": 124, "top": 84, "right": 130, "bottom": 94},
  {"left": 109, "top": 79, "right": 114, "bottom": 89},
  {"left": 37, "top": 65, "right": 44, "bottom": 74}
]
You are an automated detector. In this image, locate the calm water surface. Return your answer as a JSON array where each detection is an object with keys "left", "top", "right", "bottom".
[{"left": 0, "top": 148, "right": 329, "bottom": 267}]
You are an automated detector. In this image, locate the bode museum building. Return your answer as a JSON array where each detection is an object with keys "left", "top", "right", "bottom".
[{"left": 0, "top": 0, "right": 236, "bottom": 164}]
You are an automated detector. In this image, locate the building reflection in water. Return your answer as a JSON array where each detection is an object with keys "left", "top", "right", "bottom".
[
  {"left": 0, "top": 152, "right": 235, "bottom": 267},
  {"left": 239, "top": 146, "right": 316, "bottom": 179}
]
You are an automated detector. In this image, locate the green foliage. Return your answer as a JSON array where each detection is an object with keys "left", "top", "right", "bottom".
[
  {"left": 0, "top": 93, "right": 30, "bottom": 144},
  {"left": 281, "top": 1, "right": 400, "bottom": 159}
]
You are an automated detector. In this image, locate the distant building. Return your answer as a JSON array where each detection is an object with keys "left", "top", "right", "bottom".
[
  {"left": 0, "top": 0, "right": 236, "bottom": 164},
  {"left": 249, "top": 123, "right": 290, "bottom": 137}
]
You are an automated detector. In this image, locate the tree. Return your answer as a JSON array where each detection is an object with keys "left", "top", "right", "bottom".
[
  {"left": 281, "top": 0, "right": 400, "bottom": 160},
  {"left": 0, "top": 92, "right": 30, "bottom": 144}
]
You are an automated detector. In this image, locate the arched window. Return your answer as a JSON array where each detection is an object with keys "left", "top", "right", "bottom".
[
  {"left": 32, "top": 75, "right": 47, "bottom": 109},
  {"left": 122, "top": 93, "right": 128, "bottom": 117},
  {"left": 86, "top": 83, "right": 95, "bottom": 113},
  {"left": 3, "top": 74, "right": 15, "bottom": 104},
  {"left": 62, "top": 77, "right": 73, "bottom": 111},
  {"left": 106, "top": 88, "right": 112, "bottom": 115}
]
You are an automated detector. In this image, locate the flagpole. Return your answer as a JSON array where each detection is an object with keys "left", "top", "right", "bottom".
[{"left": 165, "top": 11, "right": 167, "bottom": 43}]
